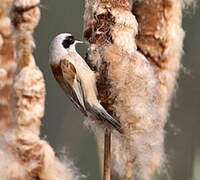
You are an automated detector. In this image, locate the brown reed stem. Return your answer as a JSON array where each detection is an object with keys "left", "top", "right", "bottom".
[{"left": 103, "top": 128, "right": 111, "bottom": 180}]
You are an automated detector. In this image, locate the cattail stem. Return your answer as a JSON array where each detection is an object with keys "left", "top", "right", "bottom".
[{"left": 103, "top": 128, "right": 111, "bottom": 180}]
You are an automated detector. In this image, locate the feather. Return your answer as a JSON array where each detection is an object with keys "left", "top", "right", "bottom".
[
  {"left": 86, "top": 103, "right": 123, "bottom": 133},
  {"left": 60, "top": 59, "right": 87, "bottom": 116}
]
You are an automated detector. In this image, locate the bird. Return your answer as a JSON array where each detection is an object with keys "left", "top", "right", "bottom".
[{"left": 49, "top": 33, "right": 122, "bottom": 133}]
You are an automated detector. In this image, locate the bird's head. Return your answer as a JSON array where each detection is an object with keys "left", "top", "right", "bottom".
[{"left": 49, "top": 33, "right": 82, "bottom": 64}]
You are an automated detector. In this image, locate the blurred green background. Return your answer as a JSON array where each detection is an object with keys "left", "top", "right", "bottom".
[{"left": 33, "top": 1, "right": 200, "bottom": 179}]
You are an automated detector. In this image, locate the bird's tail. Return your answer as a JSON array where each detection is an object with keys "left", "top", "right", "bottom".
[{"left": 87, "top": 103, "right": 123, "bottom": 133}]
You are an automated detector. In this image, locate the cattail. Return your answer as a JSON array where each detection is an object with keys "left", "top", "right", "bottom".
[
  {"left": 0, "top": 0, "right": 15, "bottom": 134},
  {"left": 83, "top": 0, "right": 193, "bottom": 179},
  {"left": 0, "top": 0, "right": 80, "bottom": 179}
]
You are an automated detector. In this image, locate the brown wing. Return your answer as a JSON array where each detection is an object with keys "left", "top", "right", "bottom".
[{"left": 60, "top": 59, "right": 87, "bottom": 116}]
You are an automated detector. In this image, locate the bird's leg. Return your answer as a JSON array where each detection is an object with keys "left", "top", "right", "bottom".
[{"left": 103, "top": 128, "right": 111, "bottom": 180}]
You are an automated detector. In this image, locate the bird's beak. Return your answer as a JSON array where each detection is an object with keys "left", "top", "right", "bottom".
[{"left": 75, "top": 40, "right": 83, "bottom": 44}]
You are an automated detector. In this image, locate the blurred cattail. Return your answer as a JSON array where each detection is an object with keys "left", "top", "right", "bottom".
[
  {"left": 0, "top": 0, "right": 80, "bottom": 179},
  {"left": 0, "top": 0, "right": 15, "bottom": 134},
  {"left": 83, "top": 0, "right": 193, "bottom": 179}
]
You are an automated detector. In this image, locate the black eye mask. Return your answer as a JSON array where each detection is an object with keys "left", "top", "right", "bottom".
[{"left": 62, "top": 36, "right": 75, "bottom": 49}]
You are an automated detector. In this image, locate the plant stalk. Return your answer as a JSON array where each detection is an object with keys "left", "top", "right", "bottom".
[{"left": 103, "top": 128, "right": 111, "bottom": 180}]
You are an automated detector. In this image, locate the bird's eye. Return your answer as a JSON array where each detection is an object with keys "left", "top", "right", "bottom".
[{"left": 62, "top": 36, "right": 75, "bottom": 49}]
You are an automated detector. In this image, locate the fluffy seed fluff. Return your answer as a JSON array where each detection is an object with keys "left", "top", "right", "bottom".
[
  {"left": 0, "top": 0, "right": 15, "bottom": 134},
  {"left": 0, "top": 0, "right": 81, "bottom": 179},
  {"left": 83, "top": 0, "right": 193, "bottom": 179}
]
